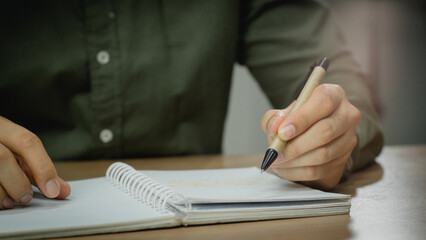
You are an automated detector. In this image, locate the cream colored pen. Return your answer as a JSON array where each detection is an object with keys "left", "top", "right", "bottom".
[{"left": 260, "top": 57, "right": 329, "bottom": 172}]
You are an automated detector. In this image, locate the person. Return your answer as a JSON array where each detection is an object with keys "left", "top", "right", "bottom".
[{"left": 0, "top": 0, "right": 383, "bottom": 210}]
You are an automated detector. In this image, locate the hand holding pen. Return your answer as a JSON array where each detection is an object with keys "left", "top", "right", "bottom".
[{"left": 260, "top": 58, "right": 361, "bottom": 190}]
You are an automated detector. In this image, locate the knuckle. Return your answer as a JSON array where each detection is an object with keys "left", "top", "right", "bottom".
[
  {"left": 316, "top": 84, "right": 328, "bottom": 93},
  {"left": 37, "top": 162, "right": 50, "bottom": 173},
  {"left": 332, "top": 84, "right": 346, "bottom": 97},
  {"left": 351, "top": 106, "right": 362, "bottom": 123},
  {"left": 18, "top": 131, "right": 41, "bottom": 150},
  {"left": 318, "top": 84, "right": 345, "bottom": 113},
  {"left": 325, "top": 84, "right": 345, "bottom": 96},
  {"left": 317, "top": 147, "right": 329, "bottom": 163},
  {"left": 319, "top": 121, "right": 335, "bottom": 142},
  {"left": 319, "top": 91, "right": 336, "bottom": 113}
]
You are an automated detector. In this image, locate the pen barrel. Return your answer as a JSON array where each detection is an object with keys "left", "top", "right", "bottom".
[
  {"left": 269, "top": 66, "right": 326, "bottom": 153},
  {"left": 289, "top": 66, "right": 326, "bottom": 114},
  {"left": 270, "top": 136, "right": 286, "bottom": 153}
]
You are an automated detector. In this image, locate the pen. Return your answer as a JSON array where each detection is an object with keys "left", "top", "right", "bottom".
[{"left": 260, "top": 57, "right": 330, "bottom": 172}]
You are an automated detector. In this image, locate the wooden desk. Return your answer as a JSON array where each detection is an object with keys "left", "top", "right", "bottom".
[{"left": 53, "top": 145, "right": 426, "bottom": 240}]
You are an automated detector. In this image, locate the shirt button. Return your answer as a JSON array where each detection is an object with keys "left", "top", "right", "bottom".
[
  {"left": 97, "top": 51, "right": 110, "bottom": 65},
  {"left": 99, "top": 129, "right": 113, "bottom": 143}
]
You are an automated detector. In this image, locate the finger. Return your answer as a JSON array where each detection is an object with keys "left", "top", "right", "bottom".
[
  {"left": 16, "top": 154, "right": 70, "bottom": 200},
  {"left": 261, "top": 107, "right": 292, "bottom": 136},
  {"left": 262, "top": 110, "right": 287, "bottom": 146},
  {"left": 56, "top": 178, "right": 71, "bottom": 200},
  {"left": 278, "top": 84, "right": 345, "bottom": 141},
  {"left": 276, "top": 129, "right": 357, "bottom": 168},
  {"left": 0, "top": 185, "right": 15, "bottom": 209},
  {"left": 271, "top": 150, "right": 349, "bottom": 182},
  {"left": 15, "top": 154, "right": 36, "bottom": 185},
  {"left": 261, "top": 109, "right": 284, "bottom": 134},
  {"left": 282, "top": 102, "right": 350, "bottom": 161},
  {"left": 0, "top": 116, "right": 62, "bottom": 199},
  {"left": 303, "top": 151, "right": 352, "bottom": 190},
  {"left": 261, "top": 104, "right": 295, "bottom": 146},
  {"left": 261, "top": 102, "right": 295, "bottom": 133},
  {"left": 0, "top": 143, "right": 33, "bottom": 204}
]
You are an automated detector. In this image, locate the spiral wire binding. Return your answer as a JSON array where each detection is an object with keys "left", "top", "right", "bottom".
[{"left": 106, "top": 162, "right": 189, "bottom": 213}]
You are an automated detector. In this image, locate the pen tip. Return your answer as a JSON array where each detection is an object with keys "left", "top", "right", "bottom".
[{"left": 260, "top": 148, "right": 279, "bottom": 172}]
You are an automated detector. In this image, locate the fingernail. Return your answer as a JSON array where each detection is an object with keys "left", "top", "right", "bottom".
[
  {"left": 2, "top": 197, "right": 14, "bottom": 208},
  {"left": 279, "top": 124, "right": 296, "bottom": 140},
  {"left": 46, "top": 179, "right": 60, "bottom": 198},
  {"left": 20, "top": 192, "right": 33, "bottom": 204}
]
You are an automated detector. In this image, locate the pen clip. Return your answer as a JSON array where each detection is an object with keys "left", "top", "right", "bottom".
[{"left": 293, "top": 62, "right": 318, "bottom": 100}]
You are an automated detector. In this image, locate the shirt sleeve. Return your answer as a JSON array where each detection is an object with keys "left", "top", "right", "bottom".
[{"left": 237, "top": 0, "right": 384, "bottom": 176}]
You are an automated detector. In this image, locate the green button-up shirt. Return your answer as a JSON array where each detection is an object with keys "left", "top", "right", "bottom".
[{"left": 0, "top": 0, "right": 383, "bottom": 174}]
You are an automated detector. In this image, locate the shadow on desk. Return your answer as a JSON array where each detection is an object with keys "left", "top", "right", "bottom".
[{"left": 334, "top": 163, "right": 384, "bottom": 197}]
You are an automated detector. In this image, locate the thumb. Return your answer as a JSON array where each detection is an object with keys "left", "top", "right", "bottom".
[{"left": 16, "top": 154, "right": 70, "bottom": 199}]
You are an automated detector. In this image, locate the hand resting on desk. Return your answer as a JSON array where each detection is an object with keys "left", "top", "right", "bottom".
[{"left": 0, "top": 116, "right": 70, "bottom": 210}]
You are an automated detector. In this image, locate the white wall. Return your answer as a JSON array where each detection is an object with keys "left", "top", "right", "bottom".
[
  {"left": 331, "top": 1, "right": 426, "bottom": 145},
  {"left": 222, "top": 65, "right": 271, "bottom": 155}
]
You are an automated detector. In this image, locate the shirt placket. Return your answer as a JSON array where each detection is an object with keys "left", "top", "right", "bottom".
[{"left": 84, "top": 0, "right": 122, "bottom": 158}]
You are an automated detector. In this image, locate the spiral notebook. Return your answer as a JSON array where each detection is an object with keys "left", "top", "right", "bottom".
[{"left": 1, "top": 162, "right": 350, "bottom": 239}]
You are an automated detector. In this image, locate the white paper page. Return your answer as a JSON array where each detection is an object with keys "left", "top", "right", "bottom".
[
  {"left": 140, "top": 167, "right": 349, "bottom": 203},
  {"left": 0, "top": 177, "right": 178, "bottom": 238}
]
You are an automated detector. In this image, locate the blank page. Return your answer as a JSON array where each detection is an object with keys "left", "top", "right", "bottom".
[
  {"left": 140, "top": 167, "right": 349, "bottom": 203},
  {"left": 0, "top": 177, "right": 178, "bottom": 239}
]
